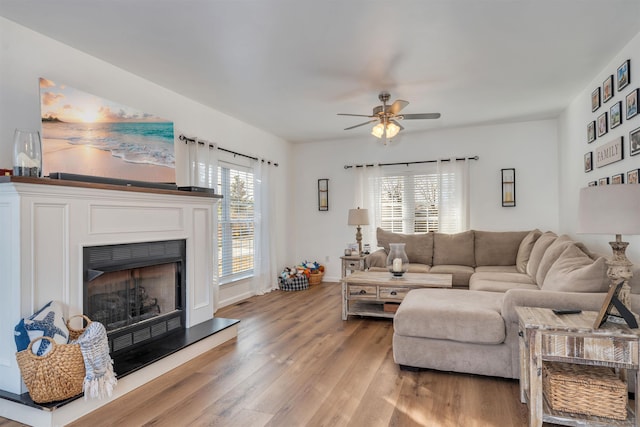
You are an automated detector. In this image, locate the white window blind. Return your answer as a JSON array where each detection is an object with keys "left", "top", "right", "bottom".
[{"left": 218, "top": 162, "right": 255, "bottom": 284}]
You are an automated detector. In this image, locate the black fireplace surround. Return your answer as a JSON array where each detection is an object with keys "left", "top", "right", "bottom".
[{"left": 83, "top": 239, "right": 186, "bottom": 356}]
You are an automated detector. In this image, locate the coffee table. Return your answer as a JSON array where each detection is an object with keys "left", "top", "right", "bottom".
[{"left": 341, "top": 271, "right": 453, "bottom": 320}]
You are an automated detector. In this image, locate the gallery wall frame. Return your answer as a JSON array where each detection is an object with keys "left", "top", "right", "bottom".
[
  {"left": 610, "top": 101, "right": 622, "bottom": 129},
  {"left": 603, "top": 75, "right": 614, "bottom": 103},
  {"left": 587, "top": 121, "right": 596, "bottom": 143},
  {"left": 592, "top": 87, "right": 601, "bottom": 112},
  {"left": 617, "top": 59, "right": 631, "bottom": 92},
  {"left": 627, "top": 89, "right": 639, "bottom": 120},
  {"left": 628, "top": 169, "right": 639, "bottom": 184},
  {"left": 612, "top": 173, "right": 624, "bottom": 184},
  {"left": 584, "top": 152, "right": 593, "bottom": 172},
  {"left": 597, "top": 112, "right": 608, "bottom": 137},
  {"left": 631, "top": 126, "right": 640, "bottom": 157}
]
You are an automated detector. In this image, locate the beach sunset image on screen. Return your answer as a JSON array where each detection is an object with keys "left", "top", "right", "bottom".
[{"left": 39, "top": 77, "right": 176, "bottom": 182}]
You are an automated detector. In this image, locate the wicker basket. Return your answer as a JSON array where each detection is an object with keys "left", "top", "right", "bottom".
[
  {"left": 66, "top": 314, "right": 93, "bottom": 341},
  {"left": 543, "top": 362, "right": 627, "bottom": 420},
  {"left": 15, "top": 336, "right": 85, "bottom": 403},
  {"left": 308, "top": 271, "right": 324, "bottom": 285}
]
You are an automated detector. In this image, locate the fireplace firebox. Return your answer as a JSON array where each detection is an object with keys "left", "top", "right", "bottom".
[{"left": 83, "top": 239, "right": 186, "bottom": 354}]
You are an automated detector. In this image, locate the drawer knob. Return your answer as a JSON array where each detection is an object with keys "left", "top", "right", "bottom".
[
  {"left": 390, "top": 291, "right": 397, "bottom": 296},
  {"left": 359, "top": 289, "right": 366, "bottom": 295},
  {"left": 518, "top": 331, "right": 523, "bottom": 337}
]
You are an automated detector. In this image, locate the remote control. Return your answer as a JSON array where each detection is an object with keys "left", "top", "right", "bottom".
[{"left": 552, "top": 309, "right": 582, "bottom": 315}]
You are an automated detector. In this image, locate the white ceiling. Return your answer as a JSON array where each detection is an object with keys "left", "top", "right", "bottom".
[{"left": 1, "top": 0, "right": 640, "bottom": 143}]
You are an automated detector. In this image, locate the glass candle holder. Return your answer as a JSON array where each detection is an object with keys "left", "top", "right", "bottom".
[
  {"left": 386, "top": 242, "right": 409, "bottom": 277},
  {"left": 13, "top": 129, "right": 42, "bottom": 177}
]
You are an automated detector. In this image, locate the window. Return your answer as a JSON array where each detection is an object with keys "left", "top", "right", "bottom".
[
  {"left": 373, "top": 166, "right": 464, "bottom": 234},
  {"left": 218, "top": 163, "right": 254, "bottom": 284}
]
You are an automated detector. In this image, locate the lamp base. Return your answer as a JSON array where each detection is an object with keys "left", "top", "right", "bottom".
[
  {"left": 607, "top": 235, "right": 636, "bottom": 320},
  {"left": 355, "top": 225, "right": 363, "bottom": 256}
]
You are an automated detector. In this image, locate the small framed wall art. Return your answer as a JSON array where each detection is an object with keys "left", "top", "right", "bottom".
[
  {"left": 617, "top": 59, "right": 630, "bottom": 92},
  {"left": 588, "top": 181, "right": 598, "bottom": 187},
  {"left": 612, "top": 173, "right": 624, "bottom": 184},
  {"left": 318, "top": 178, "right": 329, "bottom": 211},
  {"left": 591, "top": 88, "right": 601, "bottom": 112},
  {"left": 603, "top": 75, "right": 614, "bottom": 103},
  {"left": 597, "top": 112, "right": 608, "bottom": 137},
  {"left": 628, "top": 169, "right": 639, "bottom": 184},
  {"left": 598, "top": 177, "right": 610, "bottom": 186},
  {"left": 610, "top": 101, "right": 622, "bottom": 129},
  {"left": 627, "top": 89, "right": 638, "bottom": 120},
  {"left": 501, "top": 168, "right": 515, "bottom": 207},
  {"left": 631, "top": 126, "right": 640, "bottom": 157},
  {"left": 587, "top": 121, "right": 596, "bottom": 143},
  {"left": 584, "top": 152, "right": 593, "bottom": 172}
]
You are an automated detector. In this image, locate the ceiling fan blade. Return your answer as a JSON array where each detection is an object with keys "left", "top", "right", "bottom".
[
  {"left": 391, "top": 119, "right": 404, "bottom": 131},
  {"left": 337, "top": 113, "right": 376, "bottom": 118},
  {"left": 389, "top": 100, "right": 409, "bottom": 115},
  {"left": 344, "top": 119, "right": 378, "bottom": 130},
  {"left": 401, "top": 113, "right": 441, "bottom": 120}
]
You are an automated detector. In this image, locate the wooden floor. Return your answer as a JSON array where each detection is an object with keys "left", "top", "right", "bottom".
[{"left": 2, "top": 282, "right": 534, "bottom": 426}]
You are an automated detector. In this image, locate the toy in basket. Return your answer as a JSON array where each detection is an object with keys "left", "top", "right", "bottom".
[{"left": 301, "top": 261, "right": 325, "bottom": 285}]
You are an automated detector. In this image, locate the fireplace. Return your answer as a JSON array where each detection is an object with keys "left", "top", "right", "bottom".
[{"left": 83, "top": 239, "right": 186, "bottom": 355}]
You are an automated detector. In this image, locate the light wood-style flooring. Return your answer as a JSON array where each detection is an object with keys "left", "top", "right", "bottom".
[{"left": 3, "top": 282, "right": 535, "bottom": 426}]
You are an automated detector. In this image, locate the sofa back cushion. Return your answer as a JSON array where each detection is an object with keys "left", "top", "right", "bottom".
[
  {"left": 535, "top": 235, "right": 574, "bottom": 286},
  {"left": 376, "top": 228, "right": 434, "bottom": 265},
  {"left": 526, "top": 231, "right": 557, "bottom": 280},
  {"left": 474, "top": 230, "right": 529, "bottom": 266},
  {"left": 433, "top": 230, "right": 475, "bottom": 266},
  {"left": 542, "top": 244, "right": 609, "bottom": 292},
  {"left": 516, "top": 229, "right": 542, "bottom": 273}
]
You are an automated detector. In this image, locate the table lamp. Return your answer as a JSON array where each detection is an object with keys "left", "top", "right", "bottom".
[
  {"left": 348, "top": 207, "right": 369, "bottom": 255},
  {"left": 578, "top": 185, "right": 640, "bottom": 315}
]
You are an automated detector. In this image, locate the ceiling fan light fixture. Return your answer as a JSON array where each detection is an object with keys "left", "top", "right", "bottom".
[{"left": 371, "top": 122, "right": 400, "bottom": 139}]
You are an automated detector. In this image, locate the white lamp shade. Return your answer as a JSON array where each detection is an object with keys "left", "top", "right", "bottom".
[
  {"left": 578, "top": 186, "right": 640, "bottom": 235},
  {"left": 348, "top": 208, "right": 370, "bottom": 226}
]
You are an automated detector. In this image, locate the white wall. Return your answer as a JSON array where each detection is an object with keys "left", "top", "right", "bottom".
[
  {"left": 291, "top": 119, "right": 560, "bottom": 281},
  {"left": 0, "top": 17, "right": 293, "bottom": 307},
  {"left": 559, "top": 30, "right": 640, "bottom": 267}
]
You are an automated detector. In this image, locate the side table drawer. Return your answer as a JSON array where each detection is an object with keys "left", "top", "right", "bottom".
[
  {"left": 345, "top": 260, "right": 364, "bottom": 270},
  {"left": 347, "top": 285, "right": 377, "bottom": 299},
  {"left": 379, "top": 286, "right": 411, "bottom": 301},
  {"left": 542, "top": 333, "right": 639, "bottom": 366}
]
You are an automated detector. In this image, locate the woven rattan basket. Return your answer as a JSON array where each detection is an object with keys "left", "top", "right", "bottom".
[
  {"left": 308, "top": 271, "right": 324, "bottom": 285},
  {"left": 543, "top": 362, "right": 627, "bottom": 420},
  {"left": 66, "top": 314, "right": 92, "bottom": 341}
]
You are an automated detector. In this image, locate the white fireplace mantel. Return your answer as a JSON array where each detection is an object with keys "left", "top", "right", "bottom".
[{"left": 0, "top": 177, "right": 223, "bottom": 397}]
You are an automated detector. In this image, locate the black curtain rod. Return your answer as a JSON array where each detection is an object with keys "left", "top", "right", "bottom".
[
  {"left": 343, "top": 156, "right": 479, "bottom": 169},
  {"left": 178, "top": 134, "right": 279, "bottom": 167}
]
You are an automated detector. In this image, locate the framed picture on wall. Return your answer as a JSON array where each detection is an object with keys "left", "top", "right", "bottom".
[
  {"left": 591, "top": 88, "right": 601, "bottom": 112},
  {"left": 597, "top": 112, "right": 608, "bottom": 137},
  {"left": 627, "top": 89, "right": 638, "bottom": 119},
  {"left": 584, "top": 152, "right": 593, "bottom": 172},
  {"left": 631, "top": 126, "right": 640, "bottom": 156},
  {"left": 628, "top": 169, "right": 640, "bottom": 184},
  {"left": 617, "top": 59, "right": 630, "bottom": 92},
  {"left": 588, "top": 181, "right": 598, "bottom": 187},
  {"left": 612, "top": 173, "right": 624, "bottom": 184},
  {"left": 598, "top": 177, "right": 610, "bottom": 186},
  {"left": 603, "top": 75, "right": 614, "bottom": 103},
  {"left": 610, "top": 101, "right": 622, "bottom": 129},
  {"left": 318, "top": 178, "right": 329, "bottom": 211},
  {"left": 587, "top": 121, "right": 596, "bottom": 143}
]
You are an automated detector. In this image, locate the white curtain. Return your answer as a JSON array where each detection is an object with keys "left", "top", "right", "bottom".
[
  {"left": 437, "top": 158, "right": 470, "bottom": 232},
  {"left": 253, "top": 159, "right": 278, "bottom": 295},
  {"left": 353, "top": 164, "right": 380, "bottom": 249},
  {"left": 187, "top": 137, "right": 217, "bottom": 188}
]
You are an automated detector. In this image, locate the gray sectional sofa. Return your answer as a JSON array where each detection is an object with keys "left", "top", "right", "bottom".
[{"left": 366, "top": 228, "right": 629, "bottom": 379}]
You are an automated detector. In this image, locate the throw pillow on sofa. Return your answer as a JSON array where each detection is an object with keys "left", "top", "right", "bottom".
[
  {"left": 526, "top": 231, "right": 557, "bottom": 281},
  {"left": 433, "top": 230, "right": 475, "bottom": 266},
  {"left": 516, "top": 229, "right": 542, "bottom": 273},
  {"left": 535, "top": 235, "right": 575, "bottom": 286},
  {"left": 376, "top": 227, "right": 433, "bottom": 265},
  {"left": 474, "top": 230, "right": 529, "bottom": 266},
  {"left": 542, "top": 244, "right": 608, "bottom": 292},
  {"left": 14, "top": 300, "right": 69, "bottom": 356}
]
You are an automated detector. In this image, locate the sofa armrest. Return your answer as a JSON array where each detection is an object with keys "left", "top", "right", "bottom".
[
  {"left": 501, "top": 289, "right": 612, "bottom": 325},
  {"left": 366, "top": 249, "right": 387, "bottom": 269}
]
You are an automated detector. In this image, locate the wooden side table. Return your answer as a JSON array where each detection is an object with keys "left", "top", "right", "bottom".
[
  {"left": 516, "top": 306, "right": 640, "bottom": 427},
  {"left": 340, "top": 255, "right": 367, "bottom": 278}
]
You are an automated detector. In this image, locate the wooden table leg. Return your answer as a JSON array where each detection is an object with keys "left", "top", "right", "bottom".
[{"left": 528, "top": 330, "right": 543, "bottom": 427}]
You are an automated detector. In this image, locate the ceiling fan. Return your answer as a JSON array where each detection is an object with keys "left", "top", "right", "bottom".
[{"left": 337, "top": 92, "right": 440, "bottom": 143}]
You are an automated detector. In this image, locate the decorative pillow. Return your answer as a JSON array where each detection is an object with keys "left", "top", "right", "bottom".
[
  {"left": 14, "top": 301, "right": 69, "bottom": 356},
  {"left": 516, "top": 229, "right": 542, "bottom": 273},
  {"left": 542, "top": 245, "right": 608, "bottom": 292},
  {"left": 433, "top": 230, "right": 475, "bottom": 266},
  {"left": 474, "top": 230, "right": 530, "bottom": 267},
  {"left": 376, "top": 227, "right": 434, "bottom": 265},
  {"left": 535, "top": 235, "right": 574, "bottom": 286},
  {"left": 526, "top": 231, "right": 557, "bottom": 280}
]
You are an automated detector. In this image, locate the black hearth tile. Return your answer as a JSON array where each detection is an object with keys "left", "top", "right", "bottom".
[{"left": 0, "top": 317, "right": 239, "bottom": 412}]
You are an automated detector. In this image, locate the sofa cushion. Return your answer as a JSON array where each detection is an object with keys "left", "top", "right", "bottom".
[
  {"left": 475, "top": 266, "right": 518, "bottom": 273},
  {"left": 433, "top": 230, "right": 475, "bottom": 266},
  {"left": 535, "top": 235, "right": 574, "bottom": 286},
  {"left": 470, "top": 279, "right": 539, "bottom": 292},
  {"left": 470, "top": 271, "right": 536, "bottom": 285},
  {"left": 516, "top": 229, "right": 542, "bottom": 273},
  {"left": 394, "top": 289, "right": 505, "bottom": 345},
  {"left": 526, "top": 231, "right": 557, "bottom": 280},
  {"left": 429, "top": 265, "right": 474, "bottom": 287},
  {"left": 542, "top": 245, "right": 609, "bottom": 292},
  {"left": 474, "top": 230, "right": 529, "bottom": 266},
  {"left": 376, "top": 228, "right": 433, "bottom": 265}
]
